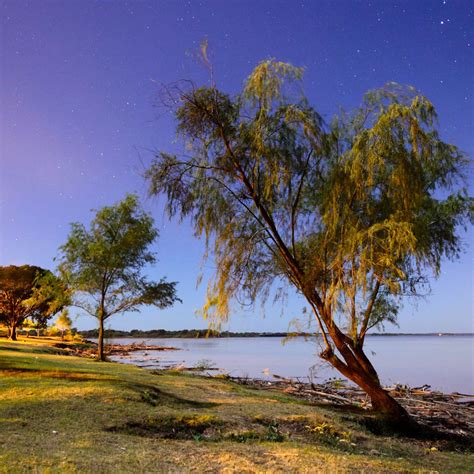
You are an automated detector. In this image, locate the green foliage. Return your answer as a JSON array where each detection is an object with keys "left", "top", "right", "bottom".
[
  {"left": 55, "top": 309, "right": 73, "bottom": 338},
  {"left": 26, "top": 271, "right": 71, "bottom": 323},
  {"left": 146, "top": 59, "right": 472, "bottom": 402},
  {"left": 58, "top": 194, "right": 179, "bottom": 323},
  {"left": 147, "top": 61, "right": 471, "bottom": 333},
  {"left": 0, "top": 265, "right": 67, "bottom": 339}
]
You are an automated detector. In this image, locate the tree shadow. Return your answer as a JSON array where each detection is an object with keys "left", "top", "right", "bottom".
[
  {"left": 0, "top": 345, "right": 35, "bottom": 353},
  {"left": 128, "top": 382, "right": 219, "bottom": 409},
  {"left": 0, "top": 366, "right": 117, "bottom": 382}
]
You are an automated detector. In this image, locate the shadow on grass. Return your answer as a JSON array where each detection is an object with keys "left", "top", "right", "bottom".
[
  {"left": 357, "top": 415, "right": 474, "bottom": 451},
  {"left": 106, "top": 414, "right": 224, "bottom": 440},
  {"left": 0, "top": 366, "right": 117, "bottom": 382},
  {"left": 129, "top": 382, "right": 219, "bottom": 409},
  {"left": 308, "top": 401, "right": 368, "bottom": 415},
  {"left": 0, "top": 344, "right": 54, "bottom": 354}
]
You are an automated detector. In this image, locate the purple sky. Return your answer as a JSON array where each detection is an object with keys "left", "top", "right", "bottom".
[{"left": 1, "top": 0, "right": 472, "bottom": 332}]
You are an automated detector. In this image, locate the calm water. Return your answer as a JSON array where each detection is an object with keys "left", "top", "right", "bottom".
[{"left": 103, "top": 335, "right": 474, "bottom": 394}]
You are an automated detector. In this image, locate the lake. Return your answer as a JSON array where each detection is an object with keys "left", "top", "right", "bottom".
[{"left": 103, "top": 335, "right": 474, "bottom": 394}]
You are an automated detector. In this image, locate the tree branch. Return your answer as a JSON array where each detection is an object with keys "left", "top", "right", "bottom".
[
  {"left": 291, "top": 150, "right": 312, "bottom": 258},
  {"left": 358, "top": 277, "right": 382, "bottom": 345}
]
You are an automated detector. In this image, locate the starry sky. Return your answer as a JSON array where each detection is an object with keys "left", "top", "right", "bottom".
[{"left": 1, "top": 0, "right": 472, "bottom": 333}]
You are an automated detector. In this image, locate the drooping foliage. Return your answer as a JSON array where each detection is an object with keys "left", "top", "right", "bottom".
[
  {"left": 146, "top": 60, "right": 472, "bottom": 419},
  {"left": 58, "top": 194, "right": 179, "bottom": 359}
]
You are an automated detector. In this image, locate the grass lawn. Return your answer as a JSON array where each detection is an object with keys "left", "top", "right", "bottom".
[{"left": 0, "top": 337, "right": 472, "bottom": 473}]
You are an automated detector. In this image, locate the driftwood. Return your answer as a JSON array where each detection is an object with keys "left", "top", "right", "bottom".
[
  {"left": 227, "top": 376, "right": 474, "bottom": 437},
  {"left": 56, "top": 341, "right": 179, "bottom": 358},
  {"left": 104, "top": 342, "right": 178, "bottom": 356}
]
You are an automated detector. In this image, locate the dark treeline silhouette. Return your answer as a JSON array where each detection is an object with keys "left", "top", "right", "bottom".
[
  {"left": 78, "top": 329, "right": 472, "bottom": 339},
  {"left": 80, "top": 328, "right": 292, "bottom": 338}
]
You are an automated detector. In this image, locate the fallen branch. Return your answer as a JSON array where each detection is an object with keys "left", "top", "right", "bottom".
[{"left": 225, "top": 376, "right": 474, "bottom": 437}]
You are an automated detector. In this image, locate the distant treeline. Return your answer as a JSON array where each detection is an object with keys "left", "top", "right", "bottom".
[
  {"left": 79, "top": 328, "right": 295, "bottom": 338},
  {"left": 78, "top": 329, "right": 473, "bottom": 339}
]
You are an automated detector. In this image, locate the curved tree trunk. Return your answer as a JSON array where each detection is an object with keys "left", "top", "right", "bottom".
[
  {"left": 320, "top": 322, "right": 415, "bottom": 429},
  {"left": 323, "top": 347, "right": 414, "bottom": 425}
]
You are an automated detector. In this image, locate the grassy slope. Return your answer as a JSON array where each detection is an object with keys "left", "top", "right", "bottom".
[{"left": 0, "top": 338, "right": 471, "bottom": 473}]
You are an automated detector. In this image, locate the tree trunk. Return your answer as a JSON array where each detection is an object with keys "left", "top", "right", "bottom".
[
  {"left": 8, "top": 322, "right": 17, "bottom": 341},
  {"left": 326, "top": 351, "right": 416, "bottom": 428},
  {"left": 98, "top": 317, "right": 105, "bottom": 361},
  {"left": 320, "top": 325, "right": 416, "bottom": 429}
]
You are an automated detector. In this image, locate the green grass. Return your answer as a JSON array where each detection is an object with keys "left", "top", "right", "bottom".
[{"left": 0, "top": 337, "right": 472, "bottom": 473}]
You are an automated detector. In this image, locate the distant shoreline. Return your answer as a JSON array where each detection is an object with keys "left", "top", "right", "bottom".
[{"left": 80, "top": 329, "right": 474, "bottom": 339}]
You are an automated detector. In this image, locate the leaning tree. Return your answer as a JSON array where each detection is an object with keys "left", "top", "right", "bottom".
[
  {"left": 0, "top": 265, "right": 67, "bottom": 340},
  {"left": 146, "top": 60, "right": 472, "bottom": 425},
  {"left": 58, "top": 194, "right": 180, "bottom": 361}
]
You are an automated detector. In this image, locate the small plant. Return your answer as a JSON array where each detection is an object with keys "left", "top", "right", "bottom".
[
  {"left": 193, "top": 359, "right": 216, "bottom": 371},
  {"left": 305, "top": 422, "right": 352, "bottom": 444},
  {"left": 326, "top": 377, "right": 347, "bottom": 389},
  {"left": 226, "top": 426, "right": 284, "bottom": 443},
  {"left": 265, "top": 421, "right": 285, "bottom": 442},
  {"left": 251, "top": 417, "right": 285, "bottom": 442},
  {"left": 306, "top": 422, "right": 337, "bottom": 436},
  {"left": 181, "top": 415, "right": 216, "bottom": 427}
]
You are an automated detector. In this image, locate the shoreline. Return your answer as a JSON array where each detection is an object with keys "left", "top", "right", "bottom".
[
  {"left": 90, "top": 341, "right": 474, "bottom": 438},
  {"left": 47, "top": 337, "right": 474, "bottom": 438},
  {"left": 2, "top": 337, "right": 473, "bottom": 471},
  {"left": 81, "top": 331, "right": 474, "bottom": 339},
  {"left": 109, "top": 347, "right": 474, "bottom": 438}
]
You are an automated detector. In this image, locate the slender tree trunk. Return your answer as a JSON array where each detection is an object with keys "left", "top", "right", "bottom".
[{"left": 98, "top": 316, "right": 105, "bottom": 361}]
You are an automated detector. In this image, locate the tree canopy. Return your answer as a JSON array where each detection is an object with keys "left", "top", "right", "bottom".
[
  {"left": 58, "top": 194, "right": 180, "bottom": 360},
  {"left": 146, "top": 60, "right": 472, "bottom": 424},
  {"left": 55, "top": 309, "right": 73, "bottom": 339},
  {"left": 0, "top": 265, "right": 68, "bottom": 340}
]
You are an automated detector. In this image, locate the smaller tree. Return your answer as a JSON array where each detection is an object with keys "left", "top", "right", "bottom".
[
  {"left": 55, "top": 310, "right": 72, "bottom": 340},
  {"left": 58, "top": 194, "right": 180, "bottom": 360},
  {"left": 0, "top": 266, "right": 68, "bottom": 340},
  {"left": 27, "top": 271, "right": 71, "bottom": 337},
  {"left": 20, "top": 319, "right": 35, "bottom": 337},
  {"left": 30, "top": 314, "right": 50, "bottom": 337}
]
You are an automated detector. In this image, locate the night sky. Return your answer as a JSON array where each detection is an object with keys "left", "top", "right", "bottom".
[{"left": 1, "top": 0, "right": 472, "bottom": 332}]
